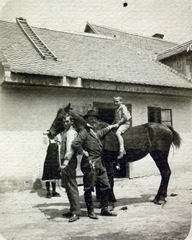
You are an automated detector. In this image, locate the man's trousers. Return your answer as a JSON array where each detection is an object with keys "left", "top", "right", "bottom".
[
  {"left": 61, "top": 166, "right": 81, "bottom": 215},
  {"left": 81, "top": 162, "right": 110, "bottom": 213}
]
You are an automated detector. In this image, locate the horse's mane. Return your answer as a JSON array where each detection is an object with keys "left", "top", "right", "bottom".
[
  {"left": 56, "top": 108, "right": 63, "bottom": 118},
  {"left": 55, "top": 103, "right": 72, "bottom": 119}
]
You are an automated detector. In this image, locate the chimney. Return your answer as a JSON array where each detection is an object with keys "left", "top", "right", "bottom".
[{"left": 152, "top": 33, "right": 164, "bottom": 39}]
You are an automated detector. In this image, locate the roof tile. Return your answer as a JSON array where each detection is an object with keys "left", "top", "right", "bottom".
[{"left": 0, "top": 20, "right": 191, "bottom": 89}]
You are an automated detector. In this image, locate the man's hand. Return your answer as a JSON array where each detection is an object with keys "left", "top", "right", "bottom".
[
  {"left": 83, "top": 150, "right": 89, "bottom": 157},
  {"left": 43, "top": 130, "right": 50, "bottom": 135},
  {"left": 59, "top": 162, "right": 68, "bottom": 171},
  {"left": 112, "top": 123, "right": 119, "bottom": 129},
  {"left": 89, "top": 160, "right": 95, "bottom": 170},
  {"left": 50, "top": 139, "right": 57, "bottom": 143},
  {"left": 108, "top": 124, "right": 118, "bottom": 130},
  {"left": 60, "top": 164, "right": 66, "bottom": 170}
]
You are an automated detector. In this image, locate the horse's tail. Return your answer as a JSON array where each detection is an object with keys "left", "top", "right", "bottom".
[{"left": 167, "top": 125, "right": 181, "bottom": 148}]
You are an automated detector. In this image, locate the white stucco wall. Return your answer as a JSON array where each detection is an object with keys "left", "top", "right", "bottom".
[
  {"left": 0, "top": 84, "right": 191, "bottom": 192},
  {"left": 129, "top": 93, "right": 192, "bottom": 178}
]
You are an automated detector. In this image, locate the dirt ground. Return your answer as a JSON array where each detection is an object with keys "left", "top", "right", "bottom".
[{"left": 0, "top": 171, "right": 192, "bottom": 240}]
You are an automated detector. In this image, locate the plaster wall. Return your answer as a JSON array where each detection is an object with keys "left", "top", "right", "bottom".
[{"left": 0, "top": 84, "right": 191, "bottom": 192}]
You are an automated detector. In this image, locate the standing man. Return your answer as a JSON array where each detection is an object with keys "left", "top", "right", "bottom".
[
  {"left": 72, "top": 110, "right": 117, "bottom": 219},
  {"left": 60, "top": 115, "right": 81, "bottom": 223}
]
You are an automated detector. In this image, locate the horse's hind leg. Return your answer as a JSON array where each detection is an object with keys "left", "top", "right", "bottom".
[{"left": 150, "top": 150, "right": 171, "bottom": 205}]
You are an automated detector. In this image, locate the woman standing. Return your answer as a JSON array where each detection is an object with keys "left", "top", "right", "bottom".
[{"left": 42, "top": 137, "right": 61, "bottom": 198}]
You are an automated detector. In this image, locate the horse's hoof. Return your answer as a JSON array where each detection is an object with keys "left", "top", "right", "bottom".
[
  {"left": 152, "top": 197, "right": 166, "bottom": 205},
  {"left": 108, "top": 202, "right": 115, "bottom": 211}
]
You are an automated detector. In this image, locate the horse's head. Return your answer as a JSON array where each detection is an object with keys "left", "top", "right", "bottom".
[
  {"left": 47, "top": 103, "right": 72, "bottom": 139},
  {"left": 48, "top": 104, "right": 112, "bottom": 139}
]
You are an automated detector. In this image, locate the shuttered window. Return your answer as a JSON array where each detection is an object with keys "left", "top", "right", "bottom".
[
  {"left": 148, "top": 107, "right": 172, "bottom": 126},
  {"left": 161, "top": 109, "right": 172, "bottom": 126}
]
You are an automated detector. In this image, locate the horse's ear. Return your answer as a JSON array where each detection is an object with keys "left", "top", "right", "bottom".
[{"left": 64, "top": 103, "right": 71, "bottom": 113}]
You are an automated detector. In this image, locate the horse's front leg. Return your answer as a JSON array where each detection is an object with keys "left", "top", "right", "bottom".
[
  {"left": 150, "top": 151, "right": 171, "bottom": 205},
  {"left": 102, "top": 150, "right": 117, "bottom": 205}
]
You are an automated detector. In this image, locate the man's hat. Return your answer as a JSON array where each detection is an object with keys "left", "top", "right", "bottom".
[{"left": 84, "top": 110, "right": 99, "bottom": 119}]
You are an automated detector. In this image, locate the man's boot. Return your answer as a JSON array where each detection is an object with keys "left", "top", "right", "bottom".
[
  {"left": 100, "top": 189, "right": 117, "bottom": 216},
  {"left": 85, "top": 191, "right": 98, "bottom": 219},
  {"left": 101, "top": 207, "right": 117, "bottom": 216}
]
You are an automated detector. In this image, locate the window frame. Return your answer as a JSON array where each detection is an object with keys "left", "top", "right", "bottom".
[
  {"left": 148, "top": 107, "right": 172, "bottom": 126},
  {"left": 161, "top": 109, "right": 173, "bottom": 126}
]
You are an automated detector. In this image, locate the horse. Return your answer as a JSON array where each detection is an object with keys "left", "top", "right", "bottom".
[{"left": 47, "top": 104, "right": 181, "bottom": 205}]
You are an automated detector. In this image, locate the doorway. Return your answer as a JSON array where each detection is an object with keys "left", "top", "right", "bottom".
[{"left": 94, "top": 102, "right": 132, "bottom": 178}]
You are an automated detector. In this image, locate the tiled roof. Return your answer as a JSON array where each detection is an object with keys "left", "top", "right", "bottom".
[
  {"left": 0, "top": 20, "right": 191, "bottom": 89},
  {"left": 85, "top": 22, "right": 177, "bottom": 57},
  {"left": 0, "top": 49, "right": 7, "bottom": 62},
  {"left": 157, "top": 40, "right": 192, "bottom": 60}
]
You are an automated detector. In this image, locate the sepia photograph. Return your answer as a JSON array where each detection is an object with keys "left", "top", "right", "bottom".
[{"left": 0, "top": 1, "right": 192, "bottom": 239}]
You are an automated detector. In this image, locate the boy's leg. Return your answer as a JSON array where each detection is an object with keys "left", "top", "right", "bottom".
[
  {"left": 116, "top": 125, "right": 129, "bottom": 159},
  {"left": 116, "top": 131, "right": 126, "bottom": 159}
]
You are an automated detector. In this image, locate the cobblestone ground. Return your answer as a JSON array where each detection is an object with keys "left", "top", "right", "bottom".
[{"left": 0, "top": 171, "right": 192, "bottom": 240}]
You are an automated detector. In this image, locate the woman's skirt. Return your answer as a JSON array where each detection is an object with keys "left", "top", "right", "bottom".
[{"left": 42, "top": 142, "right": 61, "bottom": 181}]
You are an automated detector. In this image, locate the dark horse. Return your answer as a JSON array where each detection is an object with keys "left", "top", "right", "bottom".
[{"left": 47, "top": 104, "right": 181, "bottom": 205}]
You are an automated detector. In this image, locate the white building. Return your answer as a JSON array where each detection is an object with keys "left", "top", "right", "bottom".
[{"left": 0, "top": 18, "right": 191, "bottom": 192}]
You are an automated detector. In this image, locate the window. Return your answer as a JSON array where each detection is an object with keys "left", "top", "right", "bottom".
[
  {"left": 148, "top": 107, "right": 161, "bottom": 123},
  {"left": 161, "top": 109, "right": 172, "bottom": 126},
  {"left": 98, "top": 108, "right": 115, "bottom": 124},
  {"left": 148, "top": 107, "right": 172, "bottom": 126}
]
